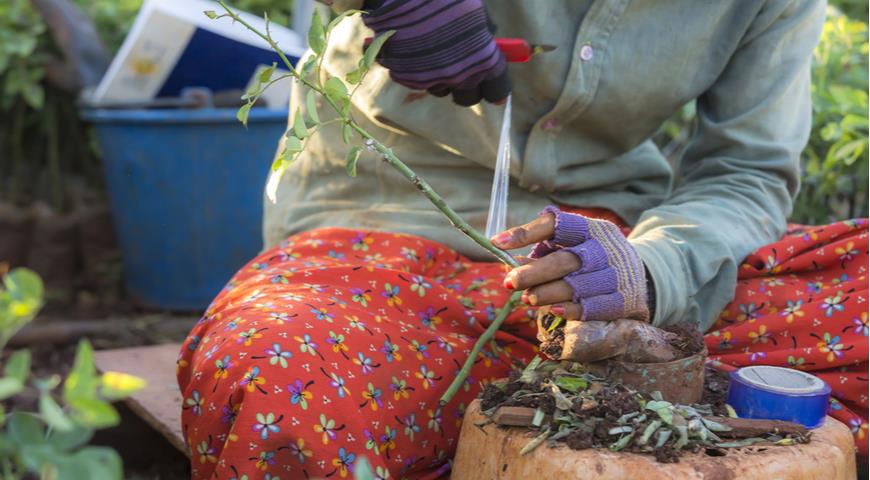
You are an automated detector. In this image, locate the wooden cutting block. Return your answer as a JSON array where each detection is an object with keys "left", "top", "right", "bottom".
[
  {"left": 94, "top": 343, "right": 187, "bottom": 455},
  {"left": 453, "top": 399, "right": 856, "bottom": 480}
]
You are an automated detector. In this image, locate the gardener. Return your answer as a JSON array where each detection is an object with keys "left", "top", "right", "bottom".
[{"left": 177, "top": 1, "right": 868, "bottom": 478}]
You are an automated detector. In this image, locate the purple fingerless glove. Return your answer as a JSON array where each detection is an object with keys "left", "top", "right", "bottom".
[
  {"left": 362, "top": 0, "right": 511, "bottom": 106},
  {"left": 532, "top": 206, "right": 650, "bottom": 323}
]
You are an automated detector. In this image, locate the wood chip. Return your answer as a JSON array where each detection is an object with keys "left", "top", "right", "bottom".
[
  {"left": 492, "top": 406, "right": 541, "bottom": 427},
  {"left": 705, "top": 416, "right": 808, "bottom": 439}
]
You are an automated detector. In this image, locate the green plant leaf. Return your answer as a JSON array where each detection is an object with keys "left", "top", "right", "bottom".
[
  {"left": 327, "top": 9, "right": 364, "bottom": 33},
  {"left": 7, "top": 412, "right": 45, "bottom": 446},
  {"left": 20, "top": 444, "right": 57, "bottom": 475},
  {"left": 64, "top": 340, "right": 98, "bottom": 403},
  {"left": 284, "top": 135, "right": 303, "bottom": 154},
  {"left": 346, "top": 147, "right": 362, "bottom": 177},
  {"left": 0, "top": 377, "right": 23, "bottom": 400},
  {"left": 4, "top": 349, "right": 31, "bottom": 383},
  {"left": 4, "top": 268, "right": 44, "bottom": 318},
  {"left": 301, "top": 56, "right": 317, "bottom": 76},
  {"left": 68, "top": 398, "right": 120, "bottom": 429},
  {"left": 40, "top": 394, "right": 75, "bottom": 432},
  {"left": 342, "top": 123, "right": 353, "bottom": 144},
  {"left": 293, "top": 110, "right": 309, "bottom": 139},
  {"left": 324, "top": 77, "right": 350, "bottom": 115},
  {"left": 553, "top": 376, "right": 588, "bottom": 393},
  {"left": 259, "top": 63, "right": 277, "bottom": 83},
  {"left": 306, "top": 89, "right": 320, "bottom": 124},
  {"left": 308, "top": 8, "right": 326, "bottom": 55},
  {"left": 236, "top": 103, "right": 252, "bottom": 127},
  {"left": 47, "top": 423, "right": 93, "bottom": 452},
  {"left": 345, "top": 68, "right": 363, "bottom": 85},
  {"left": 363, "top": 30, "right": 395, "bottom": 69},
  {"left": 203, "top": 10, "right": 218, "bottom": 19},
  {"left": 63, "top": 446, "right": 123, "bottom": 480}
]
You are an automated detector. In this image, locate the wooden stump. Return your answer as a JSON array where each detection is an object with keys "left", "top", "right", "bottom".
[{"left": 453, "top": 399, "right": 856, "bottom": 480}]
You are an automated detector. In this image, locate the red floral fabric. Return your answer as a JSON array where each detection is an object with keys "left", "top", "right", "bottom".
[
  {"left": 178, "top": 219, "right": 868, "bottom": 479},
  {"left": 705, "top": 219, "right": 868, "bottom": 456}
]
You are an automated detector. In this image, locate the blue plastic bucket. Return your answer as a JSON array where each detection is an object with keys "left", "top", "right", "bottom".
[{"left": 82, "top": 108, "right": 287, "bottom": 310}]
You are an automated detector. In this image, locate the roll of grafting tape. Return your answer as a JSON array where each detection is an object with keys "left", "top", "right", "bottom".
[{"left": 727, "top": 365, "right": 831, "bottom": 429}]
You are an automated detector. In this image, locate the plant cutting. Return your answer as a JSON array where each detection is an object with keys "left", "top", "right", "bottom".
[{"left": 207, "top": 1, "right": 522, "bottom": 407}]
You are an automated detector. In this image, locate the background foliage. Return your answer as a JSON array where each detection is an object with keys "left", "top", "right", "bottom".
[
  {"left": 0, "top": 0, "right": 867, "bottom": 222},
  {"left": 0, "top": 268, "right": 144, "bottom": 479},
  {"left": 656, "top": 4, "right": 869, "bottom": 223}
]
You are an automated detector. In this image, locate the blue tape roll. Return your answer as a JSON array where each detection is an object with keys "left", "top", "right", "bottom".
[{"left": 727, "top": 366, "right": 831, "bottom": 429}]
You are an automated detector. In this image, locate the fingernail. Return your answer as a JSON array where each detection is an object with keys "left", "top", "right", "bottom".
[
  {"left": 493, "top": 232, "right": 511, "bottom": 245},
  {"left": 551, "top": 306, "right": 565, "bottom": 316},
  {"left": 504, "top": 279, "right": 514, "bottom": 290},
  {"left": 521, "top": 292, "right": 530, "bottom": 304}
]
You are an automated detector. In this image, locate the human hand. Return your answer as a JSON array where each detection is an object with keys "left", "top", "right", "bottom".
[
  {"left": 362, "top": 0, "right": 511, "bottom": 106},
  {"left": 491, "top": 206, "right": 650, "bottom": 322}
]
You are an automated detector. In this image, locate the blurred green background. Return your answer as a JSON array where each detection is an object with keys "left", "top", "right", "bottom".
[{"left": 1, "top": 0, "right": 867, "bottom": 223}]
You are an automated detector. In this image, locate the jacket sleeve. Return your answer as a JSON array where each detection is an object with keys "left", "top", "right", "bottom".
[{"left": 627, "top": 0, "right": 826, "bottom": 332}]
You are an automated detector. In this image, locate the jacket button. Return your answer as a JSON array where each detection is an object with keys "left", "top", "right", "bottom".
[{"left": 579, "top": 44, "right": 594, "bottom": 61}]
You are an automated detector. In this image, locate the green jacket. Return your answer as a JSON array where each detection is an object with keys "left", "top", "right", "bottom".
[{"left": 264, "top": 0, "right": 825, "bottom": 332}]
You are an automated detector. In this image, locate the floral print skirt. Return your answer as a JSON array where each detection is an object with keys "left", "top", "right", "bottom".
[{"left": 177, "top": 219, "right": 868, "bottom": 479}]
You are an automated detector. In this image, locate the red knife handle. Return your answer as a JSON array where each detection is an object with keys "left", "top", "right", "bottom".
[{"left": 495, "top": 38, "right": 532, "bottom": 63}]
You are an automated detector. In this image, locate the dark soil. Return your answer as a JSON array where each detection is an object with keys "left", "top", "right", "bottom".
[
  {"left": 538, "top": 315, "right": 564, "bottom": 359},
  {"left": 654, "top": 445, "right": 680, "bottom": 463},
  {"left": 565, "top": 430, "right": 595, "bottom": 449},
  {"left": 663, "top": 322, "right": 706, "bottom": 356},
  {"left": 587, "top": 384, "right": 641, "bottom": 420},
  {"left": 481, "top": 371, "right": 557, "bottom": 414},
  {"left": 701, "top": 366, "right": 731, "bottom": 416},
  {"left": 480, "top": 363, "right": 735, "bottom": 463}
]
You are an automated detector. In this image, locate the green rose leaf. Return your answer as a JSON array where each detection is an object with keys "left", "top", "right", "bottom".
[
  {"left": 308, "top": 8, "right": 326, "bottom": 55},
  {"left": 236, "top": 103, "right": 252, "bottom": 127},
  {"left": 306, "top": 89, "right": 320, "bottom": 124},
  {"left": 346, "top": 147, "right": 362, "bottom": 177},
  {"left": 342, "top": 123, "right": 353, "bottom": 144},
  {"left": 284, "top": 135, "right": 303, "bottom": 155},
  {"left": 345, "top": 68, "right": 363, "bottom": 85},
  {"left": 324, "top": 77, "right": 350, "bottom": 116},
  {"left": 301, "top": 56, "right": 317, "bottom": 77},
  {"left": 203, "top": 10, "right": 218, "bottom": 19},
  {"left": 363, "top": 30, "right": 395, "bottom": 69},
  {"left": 327, "top": 9, "right": 364, "bottom": 33},
  {"left": 293, "top": 111, "right": 309, "bottom": 139},
  {"left": 259, "top": 63, "right": 277, "bottom": 84}
]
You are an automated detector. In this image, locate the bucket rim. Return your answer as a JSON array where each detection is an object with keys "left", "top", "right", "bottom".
[{"left": 80, "top": 107, "right": 288, "bottom": 124}]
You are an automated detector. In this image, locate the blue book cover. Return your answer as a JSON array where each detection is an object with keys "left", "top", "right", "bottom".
[{"left": 92, "top": 0, "right": 306, "bottom": 108}]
